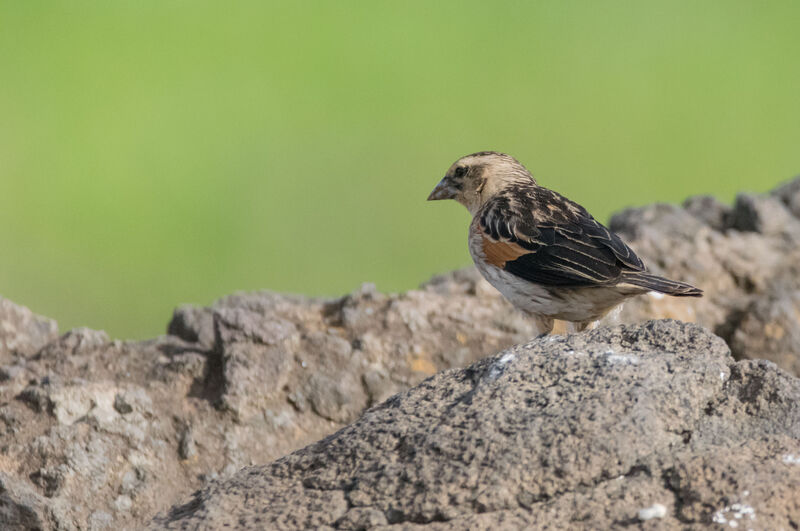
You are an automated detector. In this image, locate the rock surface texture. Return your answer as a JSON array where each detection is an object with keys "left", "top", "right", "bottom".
[
  {"left": 609, "top": 177, "right": 800, "bottom": 375},
  {"left": 0, "top": 177, "right": 798, "bottom": 530},
  {"left": 0, "top": 278, "right": 536, "bottom": 530},
  {"left": 154, "top": 321, "right": 800, "bottom": 530}
]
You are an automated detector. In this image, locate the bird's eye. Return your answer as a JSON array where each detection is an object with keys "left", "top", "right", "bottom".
[{"left": 454, "top": 166, "right": 467, "bottom": 178}]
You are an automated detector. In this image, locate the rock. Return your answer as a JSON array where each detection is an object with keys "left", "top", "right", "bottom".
[
  {"left": 772, "top": 175, "right": 800, "bottom": 217},
  {"left": 152, "top": 321, "right": 800, "bottom": 529},
  {"left": 0, "top": 297, "right": 58, "bottom": 359},
  {"left": 682, "top": 194, "right": 731, "bottom": 231},
  {"left": 114, "top": 393, "right": 134, "bottom": 415},
  {"left": 16, "top": 385, "right": 52, "bottom": 413},
  {"left": 608, "top": 176, "right": 800, "bottom": 376},
  {"left": 729, "top": 266, "right": 800, "bottom": 375},
  {"left": 49, "top": 383, "right": 118, "bottom": 426},
  {"left": 0, "top": 473, "right": 49, "bottom": 531},
  {"left": 167, "top": 305, "right": 215, "bottom": 349},
  {"left": 728, "top": 193, "right": 800, "bottom": 236},
  {"left": 37, "top": 327, "right": 109, "bottom": 359},
  {"left": 362, "top": 367, "right": 400, "bottom": 405},
  {"left": 1, "top": 177, "right": 800, "bottom": 529},
  {"left": 178, "top": 428, "right": 198, "bottom": 461},
  {"left": 306, "top": 372, "right": 368, "bottom": 424},
  {"left": 218, "top": 342, "right": 295, "bottom": 422},
  {"left": 88, "top": 511, "right": 113, "bottom": 530},
  {"left": 213, "top": 307, "right": 299, "bottom": 346},
  {"left": 0, "top": 272, "right": 537, "bottom": 529},
  {"left": 637, "top": 503, "right": 667, "bottom": 521}
]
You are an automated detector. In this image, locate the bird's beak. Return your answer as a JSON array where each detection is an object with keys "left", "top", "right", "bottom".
[{"left": 427, "top": 177, "right": 457, "bottom": 201}]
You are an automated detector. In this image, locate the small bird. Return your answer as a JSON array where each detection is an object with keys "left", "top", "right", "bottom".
[{"left": 427, "top": 151, "right": 702, "bottom": 336}]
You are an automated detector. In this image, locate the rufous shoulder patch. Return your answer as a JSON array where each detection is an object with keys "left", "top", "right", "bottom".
[{"left": 481, "top": 235, "right": 529, "bottom": 268}]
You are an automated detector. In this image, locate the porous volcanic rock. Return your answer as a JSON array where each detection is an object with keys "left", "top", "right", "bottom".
[
  {"left": 607, "top": 176, "right": 800, "bottom": 375},
  {"left": 153, "top": 320, "right": 800, "bottom": 530},
  {"left": 1, "top": 177, "right": 799, "bottom": 530},
  {"left": 0, "top": 297, "right": 58, "bottom": 358},
  {"left": 0, "top": 277, "right": 536, "bottom": 530}
]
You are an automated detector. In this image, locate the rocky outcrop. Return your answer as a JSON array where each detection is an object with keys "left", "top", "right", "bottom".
[
  {"left": 0, "top": 177, "right": 799, "bottom": 530},
  {"left": 0, "top": 297, "right": 58, "bottom": 358},
  {"left": 608, "top": 177, "right": 800, "bottom": 375},
  {"left": 0, "top": 277, "right": 536, "bottom": 530},
  {"left": 154, "top": 321, "right": 800, "bottom": 529}
]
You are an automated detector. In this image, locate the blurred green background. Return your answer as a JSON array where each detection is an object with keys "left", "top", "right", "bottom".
[{"left": 1, "top": 1, "right": 799, "bottom": 339}]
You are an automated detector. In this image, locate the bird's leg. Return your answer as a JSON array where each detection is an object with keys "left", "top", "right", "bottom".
[
  {"left": 531, "top": 315, "right": 554, "bottom": 339},
  {"left": 570, "top": 320, "right": 598, "bottom": 333}
]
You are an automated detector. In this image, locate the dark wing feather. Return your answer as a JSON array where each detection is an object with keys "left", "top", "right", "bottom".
[{"left": 479, "top": 187, "right": 645, "bottom": 288}]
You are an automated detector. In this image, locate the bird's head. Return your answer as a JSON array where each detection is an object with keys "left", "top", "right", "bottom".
[{"left": 427, "top": 151, "right": 536, "bottom": 215}]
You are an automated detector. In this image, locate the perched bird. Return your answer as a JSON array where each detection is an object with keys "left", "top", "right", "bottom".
[{"left": 427, "top": 151, "right": 702, "bottom": 336}]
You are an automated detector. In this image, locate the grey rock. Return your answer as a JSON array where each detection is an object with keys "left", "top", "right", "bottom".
[
  {"left": 0, "top": 297, "right": 58, "bottom": 359},
  {"left": 0, "top": 269, "right": 538, "bottom": 529},
  {"left": 729, "top": 192, "right": 800, "bottom": 236},
  {"left": 37, "top": 327, "right": 109, "bottom": 359},
  {"left": 0, "top": 364, "right": 25, "bottom": 382},
  {"left": 362, "top": 367, "right": 400, "bottom": 406},
  {"left": 16, "top": 385, "right": 52, "bottom": 413},
  {"left": 1, "top": 177, "right": 800, "bottom": 529},
  {"left": 88, "top": 510, "right": 113, "bottom": 530},
  {"left": 218, "top": 342, "right": 295, "bottom": 421},
  {"left": 152, "top": 321, "right": 800, "bottom": 530},
  {"left": 729, "top": 263, "right": 800, "bottom": 374},
  {"left": 771, "top": 174, "right": 800, "bottom": 217},
  {"left": 307, "top": 372, "right": 368, "bottom": 424},
  {"left": 113, "top": 393, "right": 134, "bottom": 415},
  {"left": 168, "top": 305, "right": 215, "bottom": 349},
  {"left": 178, "top": 428, "right": 198, "bottom": 461},
  {"left": 607, "top": 176, "right": 800, "bottom": 376},
  {"left": 683, "top": 194, "right": 731, "bottom": 231},
  {"left": 213, "top": 307, "right": 298, "bottom": 346},
  {"left": 337, "top": 507, "right": 389, "bottom": 529},
  {"left": 0, "top": 473, "right": 49, "bottom": 531}
]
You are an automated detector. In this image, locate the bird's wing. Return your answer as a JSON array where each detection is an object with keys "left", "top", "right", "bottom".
[{"left": 478, "top": 189, "right": 645, "bottom": 287}]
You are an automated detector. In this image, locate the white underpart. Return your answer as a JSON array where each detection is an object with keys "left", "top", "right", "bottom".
[
  {"left": 468, "top": 221, "right": 638, "bottom": 323},
  {"left": 649, "top": 291, "right": 665, "bottom": 300},
  {"left": 470, "top": 228, "right": 552, "bottom": 312}
]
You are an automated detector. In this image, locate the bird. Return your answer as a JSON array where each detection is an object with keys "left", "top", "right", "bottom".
[{"left": 427, "top": 151, "right": 702, "bottom": 336}]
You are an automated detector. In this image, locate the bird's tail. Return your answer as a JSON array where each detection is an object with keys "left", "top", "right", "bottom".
[{"left": 621, "top": 272, "right": 703, "bottom": 297}]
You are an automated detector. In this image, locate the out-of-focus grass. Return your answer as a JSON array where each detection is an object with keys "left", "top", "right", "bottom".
[{"left": 1, "top": 1, "right": 799, "bottom": 339}]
